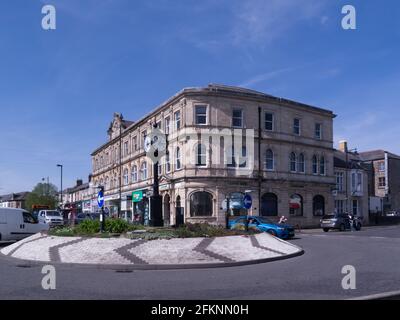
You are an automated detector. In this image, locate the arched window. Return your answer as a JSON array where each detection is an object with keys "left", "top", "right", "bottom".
[
  {"left": 320, "top": 156, "right": 326, "bottom": 175},
  {"left": 141, "top": 162, "right": 148, "bottom": 180},
  {"left": 313, "top": 195, "right": 325, "bottom": 216},
  {"left": 289, "top": 194, "right": 303, "bottom": 216},
  {"left": 176, "top": 147, "right": 181, "bottom": 170},
  {"left": 312, "top": 155, "right": 318, "bottom": 174},
  {"left": 265, "top": 149, "right": 274, "bottom": 170},
  {"left": 105, "top": 177, "right": 109, "bottom": 190},
  {"left": 261, "top": 193, "right": 278, "bottom": 216},
  {"left": 196, "top": 144, "right": 207, "bottom": 166},
  {"left": 110, "top": 178, "right": 114, "bottom": 189},
  {"left": 298, "top": 153, "right": 305, "bottom": 173},
  {"left": 131, "top": 165, "right": 137, "bottom": 183},
  {"left": 100, "top": 178, "right": 104, "bottom": 187},
  {"left": 190, "top": 192, "right": 213, "bottom": 217},
  {"left": 123, "top": 168, "right": 129, "bottom": 186},
  {"left": 290, "top": 152, "right": 297, "bottom": 172}
]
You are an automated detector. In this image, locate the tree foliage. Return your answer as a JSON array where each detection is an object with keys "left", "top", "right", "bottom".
[{"left": 25, "top": 182, "right": 59, "bottom": 211}]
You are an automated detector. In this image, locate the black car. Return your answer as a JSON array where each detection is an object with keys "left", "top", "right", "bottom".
[{"left": 320, "top": 213, "right": 362, "bottom": 232}]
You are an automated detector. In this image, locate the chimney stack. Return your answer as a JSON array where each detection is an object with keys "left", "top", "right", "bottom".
[{"left": 339, "top": 140, "right": 348, "bottom": 153}]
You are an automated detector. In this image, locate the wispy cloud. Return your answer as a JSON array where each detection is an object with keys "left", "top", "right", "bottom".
[
  {"left": 239, "top": 66, "right": 301, "bottom": 88},
  {"left": 231, "top": 0, "right": 329, "bottom": 46}
]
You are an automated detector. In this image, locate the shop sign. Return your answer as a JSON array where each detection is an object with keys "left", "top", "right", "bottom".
[{"left": 132, "top": 190, "right": 143, "bottom": 203}]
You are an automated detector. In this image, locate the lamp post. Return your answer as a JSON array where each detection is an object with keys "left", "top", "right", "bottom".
[{"left": 57, "top": 164, "right": 63, "bottom": 209}]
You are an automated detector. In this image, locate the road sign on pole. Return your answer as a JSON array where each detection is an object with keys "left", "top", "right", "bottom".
[
  {"left": 97, "top": 190, "right": 104, "bottom": 208},
  {"left": 243, "top": 194, "right": 252, "bottom": 209}
]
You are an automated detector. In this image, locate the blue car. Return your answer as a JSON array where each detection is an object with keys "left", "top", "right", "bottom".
[{"left": 229, "top": 216, "right": 295, "bottom": 239}]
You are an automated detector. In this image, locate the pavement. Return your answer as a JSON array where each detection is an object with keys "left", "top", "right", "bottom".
[
  {"left": 0, "top": 232, "right": 303, "bottom": 269},
  {"left": 0, "top": 225, "right": 399, "bottom": 300}
]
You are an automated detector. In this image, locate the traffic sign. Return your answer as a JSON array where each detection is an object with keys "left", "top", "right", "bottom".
[
  {"left": 97, "top": 190, "right": 104, "bottom": 208},
  {"left": 243, "top": 194, "right": 252, "bottom": 209}
]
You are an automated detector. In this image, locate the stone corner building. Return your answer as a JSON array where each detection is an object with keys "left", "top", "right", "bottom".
[{"left": 91, "top": 84, "right": 336, "bottom": 228}]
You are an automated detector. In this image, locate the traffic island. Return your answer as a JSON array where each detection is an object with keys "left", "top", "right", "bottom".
[{"left": 0, "top": 232, "right": 304, "bottom": 270}]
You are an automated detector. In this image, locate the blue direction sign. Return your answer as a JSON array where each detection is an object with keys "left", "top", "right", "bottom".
[
  {"left": 243, "top": 194, "right": 252, "bottom": 209},
  {"left": 97, "top": 190, "right": 105, "bottom": 208}
]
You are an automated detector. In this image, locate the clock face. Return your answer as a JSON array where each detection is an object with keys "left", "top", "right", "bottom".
[
  {"left": 144, "top": 136, "right": 152, "bottom": 152},
  {"left": 153, "top": 134, "right": 167, "bottom": 152}
]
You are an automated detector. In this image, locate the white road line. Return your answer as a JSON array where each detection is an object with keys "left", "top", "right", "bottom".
[{"left": 349, "top": 290, "right": 400, "bottom": 300}]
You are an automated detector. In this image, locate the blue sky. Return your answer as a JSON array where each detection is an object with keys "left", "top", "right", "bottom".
[{"left": 1, "top": 0, "right": 399, "bottom": 194}]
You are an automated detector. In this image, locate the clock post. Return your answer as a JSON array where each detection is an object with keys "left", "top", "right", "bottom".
[{"left": 148, "top": 123, "right": 164, "bottom": 227}]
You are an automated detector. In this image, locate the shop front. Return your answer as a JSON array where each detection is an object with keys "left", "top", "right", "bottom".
[{"left": 132, "top": 189, "right": 150, "bottom": 225}]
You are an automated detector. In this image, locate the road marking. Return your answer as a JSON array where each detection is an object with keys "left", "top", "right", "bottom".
[{"left": 349, "top": 290, "right": 400, "bottom": 300}]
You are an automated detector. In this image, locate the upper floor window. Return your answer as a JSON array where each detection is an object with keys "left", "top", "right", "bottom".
[
  {"left": 293, "top": 118, "right": 301, "bottom": 135},
  {"left": 131, "top": 165, "right": 138, "bottom": 183},
  {"left": 158, "top": 161, "right": 162, "bottom": 175},
  {"left": 156, "top": 121, "right": 161, "bottom": 130},
  {"left": 142, "top": 131, "right": 147, "bottom": 150},
  {"left": 265, "top": 113, "right": 274, "bottom": 131},
  {"left": 335, "top": 172, "right": 344, "bottom": 192},
  {"left": 133, "top": 136, "right": 138, "bottom": 152},
  {"left": 123, "top": 141, "right": 129, "bottom": 157},
  {"left": 378, "top": 177, "right": 386, "bottom": 188},
  {"left": 123, "top": 168, "right": 129, "bottom": 186},
  {"left": 290, "top": 152, "right": 297, "bottom": 172},
  {"left": 165, "top": 117, "right": 170, "bottom": 135},
  {"left": 196, "top": 144, "right": 207, "bottom": 167},
  {"left": 195, "top": 105, "right": 207, "bottom": 125},
  {"left": 351, "top": 172, "right": 362, "bottom": 192},
  {"left": 232, "top": 109, "right": 243, "bottom": 128},
  {"left": 175, "top": 111, "right": 181, "bottom": 130},
  {"left": 298, "top": 153, "right": 305, "bottom": 173},
  {"left": 265, "top": 149, "right": 274, "bottom": 171},
  {"left": 165, "top": 152, "right": 171, "bottom": 173},
  {"left": 312, "top": 155, "right": 318, "bottom": 174},
  {"left": 315, "top": 123, "right": 322, "bottom": 140},
  {"left": 176, "top": 147, "right": 182, "bottom": 170},
  {"left": 320, "top": 156, "right": 326, "bottom": 175},
  {"left": 378, "top": 162, "right": 385, "bottom": 172},
  {"left": 140, "top": 162, "right": 148, "bottom": 180}
]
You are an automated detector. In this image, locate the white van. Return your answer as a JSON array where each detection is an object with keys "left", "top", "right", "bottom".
[
  {"left": 38, "top": 210, "right": 64, "bottom": 226},
  {"left": 0, "top": 208, "right": 49, "bottom": 242}
]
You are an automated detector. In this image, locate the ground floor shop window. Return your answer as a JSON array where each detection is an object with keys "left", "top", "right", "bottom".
[
  {"left": 289, "top": 194, "right": 303, "bottom": 216},
  {"left": 313, "top": 195, "right": 325, "bottom": 216},
  {"left": 261, "top": 193, "right": 278, "bottom": 216},
  {"left": 190, "top": 192, "right": 213, "bottom": 217}
]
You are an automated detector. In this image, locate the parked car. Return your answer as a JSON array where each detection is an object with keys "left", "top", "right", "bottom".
[
  {"left": 74, "top": 213, "right": 101, "bottom": 225},
  {"left": 38, "top": 210, "right": 64, "bottom": 227},
  {"left": 386, "top": 210, "right": 400, "bottom": 217},
  {"left": 0, "top": 208, "right": 49, "bottom": 242},
  {"left": 320, "top": 213, "right": 362, "bottom": 232},
  {"left": 229, "top": 216, "right": 295, "bottom": 239}
]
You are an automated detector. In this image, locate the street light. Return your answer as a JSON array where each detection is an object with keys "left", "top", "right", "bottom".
[
  {"left": 56, "top": 164, "right": 63, "bottom": 209},
  {"left": 345, "top": 148, "right": 358, "bottom": 215}
]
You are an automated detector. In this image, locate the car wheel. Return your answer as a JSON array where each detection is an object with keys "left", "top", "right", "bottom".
[
  {"left": 267, "top": 229, "right": 277, "bottom": 237},
  {"left": 339, "top": 224, "right": 346, "bottom": 232},
  {"left": 323, "top": 228, "right": 329, "bottom": 232}
]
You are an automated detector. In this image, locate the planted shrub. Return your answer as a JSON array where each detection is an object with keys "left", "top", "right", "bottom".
[
  {"left": 105, "top": 218, "right": 130, "bottom": 234},
  {"left": 75, "top": 220, "right": 100, "bottom": 234}
]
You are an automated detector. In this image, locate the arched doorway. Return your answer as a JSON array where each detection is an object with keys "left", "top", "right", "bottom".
[
  {"left": 175, "top": 195, "right": 184, "bottom": 227},
  {"left": 163, "top": 194, "right": 171, "bottom": 227},
  {"left": 289, "top": 194, "right": 303, "bottom": 216},
  {"left": 261, "top": 193, "right": 278, "bottom": 216},
  {"left": 313, "top": 195, "right": 325, "bottom": 216}
]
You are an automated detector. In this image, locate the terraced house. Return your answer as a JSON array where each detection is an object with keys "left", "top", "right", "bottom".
[{"left": 91, "top": 84, "right": 336, "bottom": 228}]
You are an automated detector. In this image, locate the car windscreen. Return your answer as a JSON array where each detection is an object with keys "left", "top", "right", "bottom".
[
  {"left": 322, "top": 215, "right": 335, "bottom": 219},
  {"left": 46, "top": 211, "right": 61, "bottom": 217}
]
